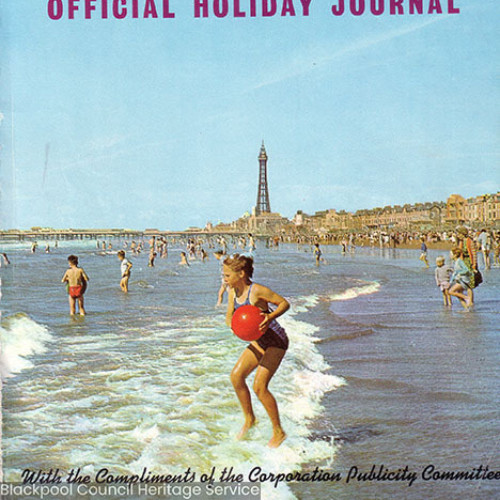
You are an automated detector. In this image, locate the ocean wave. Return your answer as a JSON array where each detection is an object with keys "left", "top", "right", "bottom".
[
  {"left": 291, "top": 294, "right": 320, "bottom": 313},
  {"left": 0, "top": 313, "right": 52, "bottom": 379},
  {"left": 328, "top": 281, "right": 380, "bottom": 301},
  {"left": 119, "top": 296, "right": 346, "bottom": 499},
  {"left": 2, "top": 292, "right": 345, "bottom": 499}
]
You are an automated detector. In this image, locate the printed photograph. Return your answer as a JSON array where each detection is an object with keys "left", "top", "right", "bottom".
[{"left": 0, "top": 1, "right": 498, "bottom": 499}]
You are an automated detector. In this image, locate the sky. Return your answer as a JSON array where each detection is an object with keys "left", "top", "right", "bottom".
[{"left": 0, "top": 1, "right": 498, "bottom": 230}]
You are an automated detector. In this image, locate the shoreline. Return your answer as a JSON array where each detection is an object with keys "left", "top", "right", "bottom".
[
  {"left": 319, "top": 241, "right": 455, "bottom": 251},
  {"left": 0, "top": 238, "right": 457, "bottom": 252}
]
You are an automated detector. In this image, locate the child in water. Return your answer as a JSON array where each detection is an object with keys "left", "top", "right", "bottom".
[
  {"left": 224, "top": 254, "right": 290, "bottom": 448},
  {"left": 434, "top": 256, "right": 452, "bottom": 306},
  {"left": 214, "top": 250, "right": 228, "bottom": 306},
  {"left": 419, "top": 237, "right": 429, "bottom": 268},
  {"left": 118, "top": 250, "right": 132, "bottom": 293},
  {"left": 61, "top": 255, "right": 89, "bottom": 315},
  {"left": 179, "top": 251, "right": 190, "bottom": 266},
  {"left": 313, "top": 243, "right": 322, "bottom": 266}
]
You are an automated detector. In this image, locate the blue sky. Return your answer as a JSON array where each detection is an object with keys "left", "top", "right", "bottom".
[{"left": 0, "top": 1, "right": 498, "bottom": 230}]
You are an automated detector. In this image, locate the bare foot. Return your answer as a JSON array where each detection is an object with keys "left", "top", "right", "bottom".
[
  {"left": 268, "top": 429, "right": 287, "bottom": 448},
  {"left": 236, "top": 418, "right": 256, "bottom": 440}
]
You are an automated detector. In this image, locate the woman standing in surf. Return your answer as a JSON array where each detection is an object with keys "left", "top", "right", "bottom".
[{"left": 224, "top": 254, "right": 290, "bottom": 448}]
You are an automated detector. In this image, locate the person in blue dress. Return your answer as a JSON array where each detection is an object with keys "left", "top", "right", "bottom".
[{"left": 449, "top": 247, "right": 473, "bottom": 309}]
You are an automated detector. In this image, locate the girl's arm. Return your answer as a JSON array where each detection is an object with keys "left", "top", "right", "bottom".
[
  {"left": 252, "top": 284, "right": 290, "bottom": 331},
  {"left": 61, "top": 270, "right": 68, "bottom": 283},
  {"left": 450, "top": 261, "right": 460, "bottom": 283},
  {"left": 225, "top": 288, "right": 235, "bottom": 327},
  {"left": 446, "top": 266, "right": 453, "bottom": 279}
]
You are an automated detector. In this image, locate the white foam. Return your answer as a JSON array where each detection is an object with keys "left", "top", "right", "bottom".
[
  {"left": 2, "top": 294, "right": 345, "bottom": 498},
  {"left": 329, "top": 281, "right": 380, "bottom": 301},
  {"left": 0, "top": 314, "right": 52, "bottom": 379},
  {"left": 124, "top": 295, "right": 346, "bottom": 499},
  {"left": 292, "top": 294, "right": 320, "bottom": 313},
  {"left": 131, "top": 424, "right": 160, "bottom": 443},
  {"left": 289, "top": 371, "right": 346, "bottom": 420}
]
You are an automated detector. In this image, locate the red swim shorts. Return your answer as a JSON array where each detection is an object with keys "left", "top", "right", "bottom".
[{"left": 69, "top": 285, "right": 83, "bottom": 298}]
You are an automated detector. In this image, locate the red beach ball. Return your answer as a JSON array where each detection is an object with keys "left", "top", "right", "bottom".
[{"left": 231, "top": 305, "right": 265, "bottom": 341}]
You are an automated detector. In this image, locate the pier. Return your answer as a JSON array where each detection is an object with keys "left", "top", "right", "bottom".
[{"left": 0, "top": 228, "right": 251, "bottom": 242}]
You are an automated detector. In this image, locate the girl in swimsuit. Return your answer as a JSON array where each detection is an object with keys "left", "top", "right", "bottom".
[{"left": 224, "top": 254, "right": 290, "bottom": 448}]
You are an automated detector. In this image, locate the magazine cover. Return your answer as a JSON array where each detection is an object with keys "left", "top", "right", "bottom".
[{"left": 0, "top": 1, "right": 499, "bottom": 499}]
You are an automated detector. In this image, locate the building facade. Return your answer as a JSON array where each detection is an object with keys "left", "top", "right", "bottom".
[
  {"left": 291, "top": 192, "right": 500, "bottom": 233},
  {"left": 208, "top": 142, "right": 499, "bottom": 234}
]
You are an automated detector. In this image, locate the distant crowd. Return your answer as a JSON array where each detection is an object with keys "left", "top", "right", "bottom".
[
  {"left": 292, "top": 227, "right": 500, "bottom": 255},
  {"left": 4, "top": 225, "right": 497, "bottom": 315}
]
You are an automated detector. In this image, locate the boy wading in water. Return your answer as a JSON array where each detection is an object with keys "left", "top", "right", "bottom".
[
  {"left": 224, "top": 254, "right": 290, "bottom": 448},
  {"left": 61, "top": 255, "right": 89, "bottom": 315}
]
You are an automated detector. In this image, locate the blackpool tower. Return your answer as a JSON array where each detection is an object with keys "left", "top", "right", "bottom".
[{"left": 255, "top": 141, "right": 271, "bottom": 215}]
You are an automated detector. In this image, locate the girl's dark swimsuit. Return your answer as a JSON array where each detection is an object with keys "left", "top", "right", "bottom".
[{"left": 233, "top": 284, "right": 289, "bottom": 351}]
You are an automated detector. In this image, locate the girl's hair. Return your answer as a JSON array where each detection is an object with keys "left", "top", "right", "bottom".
[
  {"left": 451, "top": 247, "right": 463, "bottom": 258},
  {"left": 436, "top": 256, "right": 445, "bottom": 264},
  {"left": 223, "top": 253, "right": 254, "bottom": 278}
]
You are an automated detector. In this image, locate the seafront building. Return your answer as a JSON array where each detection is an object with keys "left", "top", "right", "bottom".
[
  {"left": 2, "top": 191, "right": 498, "bottom": 241},
  {"left": 209, "top": 144, "right": 500, "bottom": 235},
  {"left": 1, "top": 143, "right": 498, "bottom": 240},
  {"left": 288, "top": 192, "right": 500, "bottom": 235}
]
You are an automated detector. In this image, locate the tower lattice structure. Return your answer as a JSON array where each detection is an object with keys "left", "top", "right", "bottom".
[{"left": 256, "top": 142, "right": 271, "bottom": 215}]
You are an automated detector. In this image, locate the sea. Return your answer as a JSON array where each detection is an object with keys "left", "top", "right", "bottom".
[{"left": 0, "top": 239, "right": 499, "bottom": 500}]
